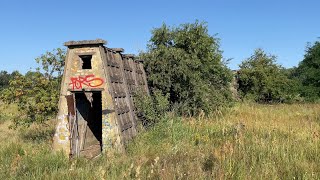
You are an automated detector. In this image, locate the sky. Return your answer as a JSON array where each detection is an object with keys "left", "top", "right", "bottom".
[{"left": 0, "top": 0, "right": 319, "bottom": 73}]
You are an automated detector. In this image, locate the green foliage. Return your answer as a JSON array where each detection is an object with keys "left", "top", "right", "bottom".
[
  {"left": 0, "top": 48, "right": 65, "bottom": 128},
  {"left": 35, "top": 48, "right": 65, "bottom": 79},
  {"left": 292, "top": 40, "right": 320, "bottom": 101},
  {"left": 0, "top": 71, "right": 11, "bottom": 90},
  {"left": 0, "top": 70, "right": 19, "bottom": 90},
  {"left": 134, "top": 90, "right": 169, "bottom": 127},
  {"left": 237, "top": 49, "right": 297, "bottom": 102},
  {"left": 141, "top": 21, "right": 233, "bottom": 116}
]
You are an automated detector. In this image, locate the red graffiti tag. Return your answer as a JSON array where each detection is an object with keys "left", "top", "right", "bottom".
[{"left": 69, "top": 74, "right": 104, "bottom": 90}]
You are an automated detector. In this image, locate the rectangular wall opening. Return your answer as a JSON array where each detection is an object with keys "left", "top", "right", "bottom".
[
  {"left": 80, "top": 55, "right": 92, "bottom": 69},
  {"left": 74, "top": 91, "right": 102, "bottom": 158}
]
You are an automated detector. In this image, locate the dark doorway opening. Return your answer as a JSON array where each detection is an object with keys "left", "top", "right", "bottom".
[{"left": 74, "top": 91, "right": 102, "bottom": 158}]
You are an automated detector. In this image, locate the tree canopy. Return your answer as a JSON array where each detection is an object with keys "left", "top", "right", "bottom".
[
  {"left": 1, "top": 48, "right": 65, "bottom": 128},
  {"left": 292, "top": 40, "right": 320, "bottom": 100},
  {"left": 0, "top": 70, "right": 19, "bottom": 90},
  {"left": 237, "top": 49, "right": 296, "bottom": 102},
  {"left": 141, "top": 21, "right": 233, "bottom": 115}
]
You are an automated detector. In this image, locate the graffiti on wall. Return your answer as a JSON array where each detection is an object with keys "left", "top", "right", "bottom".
[
  {"left": 69, "top": 74, "right": 104, "bottom": 90},
  {"left": 102, "top": 119, "right": 113, "bottom": 149}
]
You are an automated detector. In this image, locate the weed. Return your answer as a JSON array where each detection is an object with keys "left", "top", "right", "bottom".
[{"left": 0, "top": 103, "right": 319, "bottom": 179}]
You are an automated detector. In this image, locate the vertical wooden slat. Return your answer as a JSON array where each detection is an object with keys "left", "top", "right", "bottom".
[
  {"left": 114, "top": 53, "right": 136, "bottom": 138},
  {"left": 66, "top": 94, "right": 77, "bottom": 157}
]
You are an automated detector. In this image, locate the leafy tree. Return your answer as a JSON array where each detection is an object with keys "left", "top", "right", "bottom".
[
  {"left": 35, "top": 48, "right": 65, "bottom": 79},
  {"left": 0, "top": 70, "right": 19, "bottom": 90},
  {"left": 141, "top": 21, "right": 233, "bottom": 116},
  {"left": 237, "top": 49, "right": 296, "bottom": 102},
  {"left": 292, "top": 40, "right": 320, "bottom": 101},
  {"left": 0, "top": 71, "right": 11, "bottom": 90},
  {"left": 1, "top": 48, "right": 65, "bottom": 128}
]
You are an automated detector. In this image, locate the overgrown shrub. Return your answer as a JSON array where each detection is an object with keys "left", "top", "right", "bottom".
[
  {"left": 134, "top": 90, "right": 169, "bottom": 127},
  {"left": 291, "top": 40, "right": 320, "bottom": 101},
  {"left": 0, "top": 71, "right": 19, "bottom": 91},
  {"left": 237, "top": 49, "right": 298, "bottom": 103},
  {"left": 141, "top": 21, "right": 233, "bottom": 116},
  {"left": 0, "top": 48, "right": 65, "bottom": 128}
]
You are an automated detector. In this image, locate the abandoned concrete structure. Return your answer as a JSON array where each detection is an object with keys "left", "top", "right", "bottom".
[{"left": 53, "top": 39, "right": 149, "bottom": 158}]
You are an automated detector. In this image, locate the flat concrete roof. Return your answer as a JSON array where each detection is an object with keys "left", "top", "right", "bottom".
[{"left": 64, "top": 39, "right": 107, "bottom": 47}]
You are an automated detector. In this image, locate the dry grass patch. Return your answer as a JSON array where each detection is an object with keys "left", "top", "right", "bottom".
[{"left": 0, "top": 103, "right": 320, "bottom": 179}]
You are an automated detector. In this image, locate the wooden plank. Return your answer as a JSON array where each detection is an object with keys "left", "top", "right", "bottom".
[
  {"left": 66, "top": 94, "right": 77, "bottom": 157},
  {"left": 102, "top": 46, "right": 126, "bottom": 149},
  {"left": 117, "top": 53, "right": 137, "bottom": 137}
]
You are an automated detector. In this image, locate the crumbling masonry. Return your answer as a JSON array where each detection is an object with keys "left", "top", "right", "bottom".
[{"left": 53, "top": 39, "right": 149, "bottom": 158}]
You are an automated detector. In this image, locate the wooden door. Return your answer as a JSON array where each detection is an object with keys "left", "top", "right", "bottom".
[{"left": 75, "top": 92, "right": 102, "bottom": 158}]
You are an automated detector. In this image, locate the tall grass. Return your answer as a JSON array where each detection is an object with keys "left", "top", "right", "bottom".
[
  {"left": 0, "top": 102, "right": 18, "bottom": 124},
  {"left": 0, "top": 103, "right": 319, "bottom": 179}
]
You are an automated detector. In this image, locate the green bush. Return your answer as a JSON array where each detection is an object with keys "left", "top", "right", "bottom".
[
  {"left": 292, "top": 40, "right": 320, "bottom": 101},
  {"left": 0, "top": 71, "right": 19, "bottom": 91},
  {"left": 141, "top": 21, "right": 233, "bottom": 116},
  {"left": 0, "top": 48, "right": 65, "bottom": 128},
  {"left": 134, "top": 90, "right": 169, "bottom": 127},
  {"left": 237, "top": 49, "right": 298, "bottom": 103}
]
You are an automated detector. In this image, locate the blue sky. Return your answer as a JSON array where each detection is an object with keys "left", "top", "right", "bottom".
[{"left": 0, "top": 0, "right": 319, "bottom": 73}]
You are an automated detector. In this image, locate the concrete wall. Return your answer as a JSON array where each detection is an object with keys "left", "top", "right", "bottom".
[{"left": 53, "top": 45, "right": 122, "bottom": 155}]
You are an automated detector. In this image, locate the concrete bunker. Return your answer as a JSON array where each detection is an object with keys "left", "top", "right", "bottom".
[{"left": 53, "top": 39, "right": 149, "bottom": 158}]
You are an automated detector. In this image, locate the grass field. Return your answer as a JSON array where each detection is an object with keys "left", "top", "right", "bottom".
[{"left": 0, "top": 102, "right": 319, "bottom": 179}]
